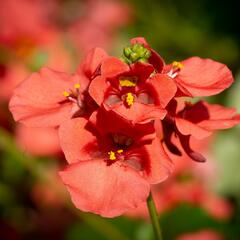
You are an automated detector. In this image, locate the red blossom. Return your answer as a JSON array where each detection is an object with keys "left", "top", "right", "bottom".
[
  {"left": 59, "top": 109, "right": 172, "bottom": 217},
  {"left": 177, "top": 230, "right": 223, "bottom": 240},
  {"left": 159, "top": 99, "right": 240, "bottom": 162},
  {"left": 89, "top": 56, "right": 176, "bottom": 124},
  {"left": 9, "top": 47, "right": 106, "bottom": 127},
  {"left": 7, "top": 36, "right": 240, "bottom": 219}
]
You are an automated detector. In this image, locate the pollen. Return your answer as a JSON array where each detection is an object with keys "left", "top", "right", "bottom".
[
  {"left": 126, "top": 93, "right": 134, "bottom": 106},
  {"left": 63, "top": 91, "right": 70, "bottom": 97},
  {"left": 172, "top": 61, "right": 184, "bottom": 69},
  {"left": 117, "top": 149, "right": 123, "bottom": 153},
  {"left": 74, "top": 83, "right": 81, "bottom": 89},
  {"left": 108, "top": 151, "right": 116, "bottom": 160},
  {"left": 119, "top": 76, "right": 137, "bottom": 87}
]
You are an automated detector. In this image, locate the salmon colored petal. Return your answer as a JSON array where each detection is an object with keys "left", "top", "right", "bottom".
[
  {"left": 142, "top": 138, "right": 173, "bottom": 184},
  {"left": 9, "top": 68, "right": 74, "bottom": 127},
  {"left": 59, "top": 160, "right": 150, "bottom": 217},
  {"left": 175, "top": 57, "right": 234, "bottom": 97},
  {"left": 175, "top": 118, "right": 212, "bottom": 140},
  {"left": 199, "top": 116, "right": 240, "bottom": 130},
  {"left": 88, "top": 75, "right": 108, "bottom": 105},
  {"left": 77, "top": 47, "right": 108, "bottom": 78},
  {"left": 130, "top": 37, "right": 148, "bottom": 46},
  {"left": 59, "top": 118, "right": 98, "bottom": 164},
  {"left": 101, "top": 57, "right": 129, "bottom": 78},
  {"left": 184, "top": 101, "right": 236, "bottom": 122},
  {"left": 178, "top": 134, "right": 206, "bottom": 162},
  {"left": 89, "top": 108, "right": 155, "bottom": 142},
  {"left": 131, "top": 62, "right": 154, "bottom": 82},
  {"left": 148, "top": 74, "right": 177, "bottom": 107},
  {"left": 106, "top": 102, "right": 166, "bottom": 124},
  {"left": 183, "top": 101, "right": 240, "bottom": 131}
]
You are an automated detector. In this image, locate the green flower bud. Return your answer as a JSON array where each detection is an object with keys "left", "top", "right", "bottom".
[
  {"left": 123, "top": 47, "right": 132, "bottom": 58},
  {"left": 130, "top": 52, "right": 139, "bottom": 62},
  {"left": 120, "top": 43, "right": 151, "bottom": 64},
  {"left": 138, "top": 57, "right": 148, "bottom": 63}
]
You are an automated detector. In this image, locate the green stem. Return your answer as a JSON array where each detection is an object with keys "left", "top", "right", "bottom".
[{"left": 147, "top": 192, "right": 163, "bottom": 240}]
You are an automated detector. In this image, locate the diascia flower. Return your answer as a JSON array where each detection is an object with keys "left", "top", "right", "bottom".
[
  {"left": 132, "top": 37, "right": 234, "bottom": 97},
  {"left": 89, "top": 52, "right": 176, "bottom": 124},
  {"left": 9, "top": 48, "right": 107, "bottom": 127},
  {"left": 59, "top": 109, "right": 172, "bottom": 217},
  {"left": 159, "top": 99, "right": 240, "bottom": 162},
  {"left": 8, "top": 35, "right": 240, "bottom": 219}
]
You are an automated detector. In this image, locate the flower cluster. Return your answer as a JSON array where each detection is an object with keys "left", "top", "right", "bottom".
[{"left": 9, "top": 37, "right": 240, "bottom": 217}]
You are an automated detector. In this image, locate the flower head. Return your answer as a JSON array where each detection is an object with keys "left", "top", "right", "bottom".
[
  {"left": 9, "top": 47, "right": 106, "bottom": 127},
  {"left": 159, "top": 99, "right": 240, "bottom": 162},
  {"left": 59, "top": 109, "right": 172, "bottom": 217},
  {"left": 89, "top": 51, "right": 176, "bottom": 124}
]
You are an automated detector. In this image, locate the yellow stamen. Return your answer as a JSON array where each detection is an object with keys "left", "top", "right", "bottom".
[
  {"left": 74, "top": 83, "right": 81, "bottom": 89},
  {"left": 126, "top": 93, "right": 134, "bottom": 106},
  {"left": 172, "top": 61, "right": 184, "bottom": 69},
  {"left": 119, "top": 76, "right": 137, "bottom": 87},
  {"left": 63, "top": 91, "right": 70, "bottom": 97},
  {"left": 117, "top": 149, "right": 123, "bottom": 153},
  {"left": 108, "top": 151, "right": 116, "bottom": 160}
]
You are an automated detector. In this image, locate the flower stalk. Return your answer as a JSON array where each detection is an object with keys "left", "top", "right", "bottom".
[{"left": 147, "top": 192, "right": 163, "bottom": 240}]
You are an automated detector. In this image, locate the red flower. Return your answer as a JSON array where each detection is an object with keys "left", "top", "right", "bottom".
[
  {"left": 9, "top": 48, "right": 106, "bottom": 127},
  {"left": 59, "top": 109, "right": 172, "bottom": 217},
  {"left": 89, "top": 56, "right": 176, "bottom": 124},
  {"left": 160, "top": 100, "right": 240, "bottom": 162},
  {"left": 175, "top": 101, "right": 240, "bottom": 139},
  {"left": 177, "top": 230, "right": 223, "bottom": 240},
  {"left": 164, "top": 57, "right": 234, "bottom": 97},
  {"left": 0, "top": 0, "right": 55, "bottom": 47}
]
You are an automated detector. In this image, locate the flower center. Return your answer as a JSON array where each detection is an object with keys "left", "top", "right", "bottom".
[
  {"left": 172, "top": 61, "right": 184, "bottom": 70},
  {"left": 125, "top": 92, "right": 134, "bottom": 107},
  {"left": 119, "top": 76, "right": 137, "bottom": 87},
  {"left": 112, "top": 134, "right": 133, "bottom": 147},
  {"left": 108, "top": 149, "right": 124, "bottom": 161},
  {"left": 167, "top": 61, "right": 184, "bottom": 78},
  {"left": 62, "top": 83, "right": 82, "bottom": 107}
]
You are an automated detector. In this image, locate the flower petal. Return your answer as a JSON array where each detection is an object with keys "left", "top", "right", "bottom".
[
  {"left": 142, "top": 138, "right": 173, "bottom": 184},
  {"left": 77, "top": 47, "right": 108, "bottom": 78},
  {"left": 59, "top": 118, "right": 99, "bottom": 164},
  {"left": 9, "top": 68, "right": 75, "bottom": 127},
  {"left": 89, "top": 108, "right": 156, "bottom": 143},
  {"left": 175, "top": 57, "right": 234, "bottom": 97},
  {"left": 106, "top": 102, "right": 166, "bottom": 124},
  {"left": 88, "top": 75, "right": 109, "bottom": 106},
  {"left": 59, "top": 160, "right": 150, "bottom": 217},
  {"left": 175, "top": 118, "right": 212, "bottom": 140},
  {"left": 148, "top": 74, "right": 177, "bottom": 107},
  {"left": 101, "top": 57, "right": 129, "bottom": 78},
  {"left": 178, "top": 134, "right": 206, "bottom": 162},
  {"left": 182, "top": 101, "right": 240, "bottom": 131}
]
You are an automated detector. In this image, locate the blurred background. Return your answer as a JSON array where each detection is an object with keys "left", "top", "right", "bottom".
[{"left": 0, "top": 0, "right": 240, "bottom": 239}]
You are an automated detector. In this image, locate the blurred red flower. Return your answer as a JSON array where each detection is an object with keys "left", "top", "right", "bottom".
[{"left": 177, "top": 230, "right": 223, "bottom": 240}]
